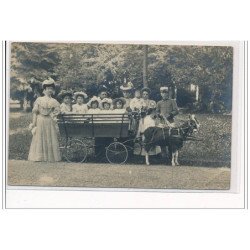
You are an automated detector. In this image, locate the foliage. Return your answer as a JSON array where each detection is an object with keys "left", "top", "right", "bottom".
[
  {"left": 176, "top": 87, "right": 196, "bottom": 108},
  {"left": 177, "top": 114, "right": 231, "bottom": 165},
  {"left": 10, "top": 42, "right": 60, "bottom": 103},
  {"left": 10, "top": 43, "right": 233, "bottom": 112}
]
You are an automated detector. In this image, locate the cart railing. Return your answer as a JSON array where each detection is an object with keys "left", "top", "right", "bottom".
[{"left": 58, "top": 113, "right": 130, "bottom": 138}]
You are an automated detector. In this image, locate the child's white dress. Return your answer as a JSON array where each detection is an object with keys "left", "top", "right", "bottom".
[
  {"left": 87, "top": 108, "right": 101, "bottom": 114},
  {"left": 72, "top": 103, "right": 88, "bottom": 114},
  {"left": 60, "top": 103, "right": 71, "bottom": 113},
  {"left": 111, "top": 108, "right": 127, "bottom": 114}
]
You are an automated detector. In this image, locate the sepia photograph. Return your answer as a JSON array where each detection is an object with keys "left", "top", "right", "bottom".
[{"left": 7, "top": 42, "right": 233, "bottom": 190}]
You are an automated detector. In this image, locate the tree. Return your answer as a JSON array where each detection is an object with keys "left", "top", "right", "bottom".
[
  {"left": 10, "top": 42, "right": 60, "bottom": 110},
  {"left": 143, "top": 45, "right": 148, "bottom": 87},
  {"left": 10, "top": 42, "right": 233, "bottom": 113}
]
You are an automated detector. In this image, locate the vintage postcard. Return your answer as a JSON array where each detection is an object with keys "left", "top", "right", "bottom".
[{"left": 7, "top": 41, "right": 238, "bottom": 191}]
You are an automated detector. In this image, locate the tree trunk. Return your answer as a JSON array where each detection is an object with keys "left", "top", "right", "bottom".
[{"left": 143, "top": 45, "right": 148, "bottom": 87}]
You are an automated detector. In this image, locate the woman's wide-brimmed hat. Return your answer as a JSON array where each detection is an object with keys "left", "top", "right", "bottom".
[
  {"left": 100, "top": 98, "right": 113, "bottom": 108},
  {"left": 113, "top": 97, "right": 126, "bottom": 106},
  {"left": 141, "top": 87, "right": 151, "bottom": 94},
  {"left": 120, "top": 81, "right": 134, "bottom": 91},
  {"left": 87, "top": 96, "right": 100, "bottom": 107},
  {"left": 74, "top": 91, "right": 88, "bottom": 99},
  {"left": 42, "top": 78, "right": 55, "bottom": 89},
  {"left": 57, "top": 90, "right": 73, "bottom": 100}
]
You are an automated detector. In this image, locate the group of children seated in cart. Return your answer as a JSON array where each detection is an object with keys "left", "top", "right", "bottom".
[
  {"left": 58, "top": 85, "right": 177, "bottom": 119},
  {"left": 57, "top": 83, "right": 179, "bottom": 137},
  {"left": 59, "top": 90, "right": 128, "bottom": 114}
]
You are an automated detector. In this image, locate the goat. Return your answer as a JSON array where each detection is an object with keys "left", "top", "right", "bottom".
[{"left": 143, "top": 114, "right": 200, "bottom": 166}]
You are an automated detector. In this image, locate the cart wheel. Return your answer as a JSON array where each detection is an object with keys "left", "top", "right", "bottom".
[
  {"left": 106, "top": 142, "right": 128, "bottom": 164},
  {"left": 64, "top": 139, "right": 88, "bottom": 163},
  {"left": 133, "top": 141, "right": 143, "bottom": 155}
]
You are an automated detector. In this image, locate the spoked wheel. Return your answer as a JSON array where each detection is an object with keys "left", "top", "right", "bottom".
[
  {"left": 133, "top": 139, "right": 143, "bottom": 156},
  {"left": 106, "top": 142, "right": 128, "bottom": 164},
  {"left": 64, "top": 139, "right": 88, "bottom": 163}
]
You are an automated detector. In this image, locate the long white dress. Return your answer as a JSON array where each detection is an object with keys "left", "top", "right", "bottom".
[{"left": 28, "top": 96, "right": 61, "bottom": 162}]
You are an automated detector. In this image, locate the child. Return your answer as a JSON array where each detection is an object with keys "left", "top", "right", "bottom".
[
  {"left": 130, "top": 88, "right": 143, "bottom": 111},
  {"left": 95, "top": 97, "right": 113, "bottom": 159},
  {"left": 134, "top": 108, "right": 161, "bottom": 156},
  {"left": 58, "top": 90, "right": 73, "bottom": 114},
  {"left": 100, "top": 98, "right": 113, "bottom": 111},
  {"left": 113, "top": 98, "right": 126, "bottom": 110},
  {"left": 112, "top": 98, "right": 127, "bottom": 115},
  {"left": 72, "top": 91, "right": 88, "bottom": 114},
  {"left": 87, "top": 96, "right": 101, "bottom": 113}
]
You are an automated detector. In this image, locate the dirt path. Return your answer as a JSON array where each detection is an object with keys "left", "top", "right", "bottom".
[{"left": 7, "top": 160, "right": 230, "bottom": 190}]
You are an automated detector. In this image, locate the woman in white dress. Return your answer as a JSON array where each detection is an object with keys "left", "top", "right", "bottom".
[
  {"left": 136, "top": 87, "right": 157, "bottom": 138},
  {"left": 129, "top": 88, "right": 143, "bottom": 133},
  {"left": 28, "top": 79, "right": 61, "bottom": 162},
  {"left": 72, "top": 91, "right": 88, "bottom": 114},
  {"left": 140, "top": 87, "right": 157, "bottom": 110},
  {"left": 129, "top": 88, "right": 143, "bottom": 111}
]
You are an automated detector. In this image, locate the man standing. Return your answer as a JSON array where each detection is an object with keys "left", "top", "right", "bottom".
[
  {"left": 156, "top": 86, "right": 179, "bottom": 161},
  {"left": 156, "top": 86, "right": 179, "bottom": 124}
]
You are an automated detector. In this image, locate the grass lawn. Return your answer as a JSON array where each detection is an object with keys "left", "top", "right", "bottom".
[
  {"left": 8, "top": 160, "right": 230, "bottom": 190},
  {"left": 8, "top": 111, "right": 232, "bottom": 167}
]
